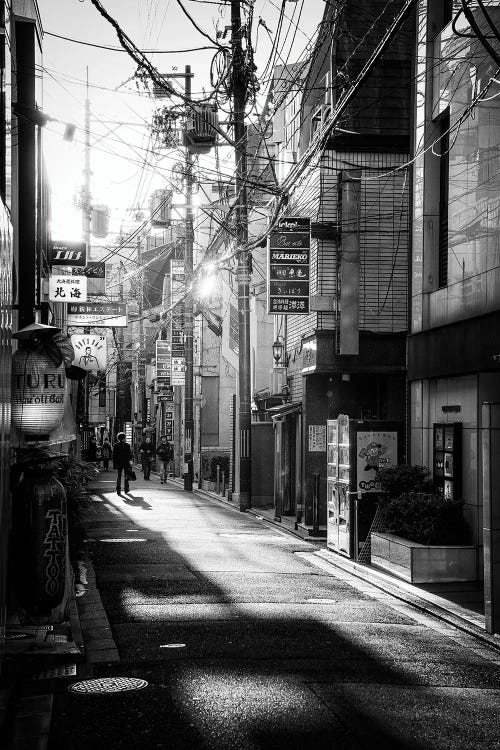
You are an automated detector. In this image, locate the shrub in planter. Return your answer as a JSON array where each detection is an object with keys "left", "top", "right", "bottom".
[
  {"left": 376, "top": 464, "right": 433, "bottom": 499},
  {"left": 55, "top": 453, "right": 99, "bottom": 559},
  {"left": 379, "top": 491, "right": 470, "bottom": 546}
]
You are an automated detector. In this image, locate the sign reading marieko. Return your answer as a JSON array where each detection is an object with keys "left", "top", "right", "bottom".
[
  {"left": 49, "top": 273, "right": 87, "bottom": 302},
  {"left": 268, "top": 217, "right": 310, "bottom": 314},
  {"left": 67, "top": 302, "right": 127, "bottom": 328},
  {"left": 49, "top": 240, "right": 87, "bottom": 267}
]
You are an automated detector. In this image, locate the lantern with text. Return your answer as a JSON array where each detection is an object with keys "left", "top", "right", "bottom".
[{"left": 11, "top": 349, "right": 66, "bottom": 436}]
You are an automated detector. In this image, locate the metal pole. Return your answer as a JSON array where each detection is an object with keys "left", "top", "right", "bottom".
[
  {"left": 232, "top": 0, "right": 251, "bottom": 511},
  {"left": 313, "top": 473, "right": 320, "bottom": 537},
  {"left": 184, "top": 64, "right": 194, "bottom": 491}
]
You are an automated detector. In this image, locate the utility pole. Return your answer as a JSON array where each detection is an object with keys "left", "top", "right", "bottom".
[
  {"left": 184, "top": 65, "right": 195, "bottom": 491},
  {"left": 231, "top": 1, "right": 251, "bottom": 510}
]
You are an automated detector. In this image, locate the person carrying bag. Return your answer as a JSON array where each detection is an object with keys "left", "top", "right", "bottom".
[{"left": 112, "top": 432, "right": 133, "bottom": 495}]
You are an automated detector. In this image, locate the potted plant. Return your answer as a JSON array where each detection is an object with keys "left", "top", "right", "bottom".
[{"left": 370, "top": 465, "right": 477, "bottom": 584}]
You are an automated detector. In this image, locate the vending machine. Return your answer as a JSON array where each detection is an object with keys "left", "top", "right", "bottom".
[{"left": 327, "top": 415, "right": 403, "bottom": 559}]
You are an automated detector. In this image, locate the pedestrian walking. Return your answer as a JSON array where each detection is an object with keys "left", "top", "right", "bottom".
[
  {"left": 87, "top": 435, "right": 97, "bottom": 463},
  {"left": 112, "top": 432, "right": 132, "bottom": 495},
  {"left": 139, "top": 436, "right": 154, "bottom": 480},
  {"left": 101, "top": 438, "right": 112, "bottom": 471},
  {"left": 156, "top": 435, "right": 174, "bottom": 484}
]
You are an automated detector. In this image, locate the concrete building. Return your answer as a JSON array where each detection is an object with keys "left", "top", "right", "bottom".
[{"left": 409, "top": 0, "right": 500, "bottom": 634}]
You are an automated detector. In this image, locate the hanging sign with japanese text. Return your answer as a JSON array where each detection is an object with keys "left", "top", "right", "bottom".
[
  {"left": 49, "top": 240, "right": 87, "bottom": 267},
  {"left": 268, "top": 217, "right": 310, "bottom": 314},
  {"left": 49, "top": 273, "right": 87, "bottom": 302},
  {"left": 72, "top": 261, "right": 105, "bottom": 279},
  {"left": 67, "top": 302, "right": 127, "bottom": 328}
]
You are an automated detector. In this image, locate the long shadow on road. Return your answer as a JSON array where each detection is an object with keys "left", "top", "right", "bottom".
[{"left": 48, "top": 483, "right": 500, "bottom": 750}]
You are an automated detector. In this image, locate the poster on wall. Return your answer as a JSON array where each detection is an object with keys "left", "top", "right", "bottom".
[
  {"left": 71, "top": 334, "right": 107, "bottom": 371},
  {"left": 308, "top": 424, "right": 326, "bottom": 452},
  {"left": 356, "top": 430, "right": 398, "bottom": 493}
]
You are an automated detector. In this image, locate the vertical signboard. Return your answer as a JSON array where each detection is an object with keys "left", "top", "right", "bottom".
[
  {"left": 268, "top": 217, "right": 310, "bottom": 314},
  {"left": 155, "top": 340, "right": 171, "bottom": 385},
  {"left": 171, "top": 260, "right": 185, "bottom": 385}
]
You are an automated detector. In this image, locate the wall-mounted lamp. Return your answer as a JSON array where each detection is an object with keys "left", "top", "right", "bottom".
[{"left": 272, "top": 336, "right": 288, "bottom": 366}]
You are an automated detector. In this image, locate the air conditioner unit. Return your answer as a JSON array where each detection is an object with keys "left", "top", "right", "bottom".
[{"left": 270, "top": 367, "right": 287, "bottom": 395}]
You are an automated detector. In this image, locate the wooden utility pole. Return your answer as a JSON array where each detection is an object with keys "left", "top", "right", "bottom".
[{"left": 231, "top": 1, "right": 251, "bottom": 510}]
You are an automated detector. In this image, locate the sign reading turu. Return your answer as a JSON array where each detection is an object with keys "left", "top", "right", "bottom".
[{"left": 268, "top": 217, "right": 310, "bottom": 314}]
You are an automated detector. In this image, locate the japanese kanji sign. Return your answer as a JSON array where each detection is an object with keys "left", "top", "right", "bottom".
[
  {"left": 49, "top": 274, "right": 87, "bottom": 302},
  {"left": 72, "top": 261, "right": 105, "bottom": 278},
  {"left": 268, "top": 217, "right": 310, "bottom": 314},
  {"left": 67, "top": 302, "right": 127, "bottom": 327}
]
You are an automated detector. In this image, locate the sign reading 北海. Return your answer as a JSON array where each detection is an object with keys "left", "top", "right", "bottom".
[
  {"left": 49, "top": 240, "right": 87, "bottom": 267},
  {"left": 49, "top": 274, "right": 87, "bottom": 302},
  {"left": 268, "top": 217, "right": 310, "bottom": 314}
]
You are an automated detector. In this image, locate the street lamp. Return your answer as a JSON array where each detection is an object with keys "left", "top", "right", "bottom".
[{"left": 272, "top": 336, "right": 286, "bottom": 366}]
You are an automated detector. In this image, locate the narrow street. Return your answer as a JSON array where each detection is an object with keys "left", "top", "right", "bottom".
[{"left": 48, "top": 472, "right": 500, "bottom": 750}]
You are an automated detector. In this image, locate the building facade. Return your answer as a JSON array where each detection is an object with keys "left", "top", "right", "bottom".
[
  {"left": 264, "top": 0, "right": 414, "bottom": 538},
  {"left": 409, "top": 0, "right": 500, "bottom": 633}
]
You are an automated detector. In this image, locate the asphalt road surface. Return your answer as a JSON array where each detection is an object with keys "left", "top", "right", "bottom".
[{"left": 48, "top": 473, "right": 500, "bottom": 749}]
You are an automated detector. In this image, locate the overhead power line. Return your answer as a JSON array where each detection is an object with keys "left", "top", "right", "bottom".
[{"left": 44, "top": 31, "right": 217, "bottom": 53}]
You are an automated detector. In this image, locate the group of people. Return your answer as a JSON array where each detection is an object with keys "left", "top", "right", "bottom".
[{"left": 95, "top": 432, "right": 174, "bottom": 495}]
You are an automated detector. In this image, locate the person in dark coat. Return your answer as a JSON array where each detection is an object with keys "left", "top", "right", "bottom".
[
  {"left": 112, "top": 432, "right": 132, "bottom": 495},
  {"left": 139, "top": 437, "right": 154, "bottom": 480}
]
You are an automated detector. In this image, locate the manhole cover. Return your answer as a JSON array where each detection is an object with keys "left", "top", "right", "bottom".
[
  {"left": 34, "top": 664, "right": 77, "bottom": 680},
  {"left": 4, "top": 632, "right": 35, "bottom": 640},
  {"left": 68, "top": 677, "right": 148, "bottom": 695}
]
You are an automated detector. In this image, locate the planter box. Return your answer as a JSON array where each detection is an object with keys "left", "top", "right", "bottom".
[{"left": 370, "top": 532, "right": 477, "bottom": 584}]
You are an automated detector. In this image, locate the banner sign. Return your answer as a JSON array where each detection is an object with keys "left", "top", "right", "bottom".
[
  {"left": 71, "top": 334, "right": 107, "bottom": 371},
  {"left": 49, "top": 273, "right": 87, "bottom": 302},
  {"left": 156, "top": 340, "right": 171, "bottom": 384},
  {"left": 67, "top": 302, "right": 127, "bottom": 328},
  {"left": 49, "top": 240, "right": 87, "bottom": 267},
  {"left": 171, "top": 356, "right": 185, "bottom": 386},
  {"left": 268, "top": 217, "right": 310, "bottom": 314},
  {"left": 73, "top": 261, "right": 105, "bottom": 279}
]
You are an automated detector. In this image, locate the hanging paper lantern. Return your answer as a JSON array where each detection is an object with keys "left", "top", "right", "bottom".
[{"left": 11, "top": 349, "right": 67, "bottom": 435}]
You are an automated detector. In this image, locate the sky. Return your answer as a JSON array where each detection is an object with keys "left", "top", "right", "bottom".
[{"left": 37, "top": 0, "right": 326, "bottom": 243}]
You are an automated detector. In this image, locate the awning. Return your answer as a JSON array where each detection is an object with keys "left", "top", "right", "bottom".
[{"left": 266, "top": 401, "right": 302, "bottom": 421}]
